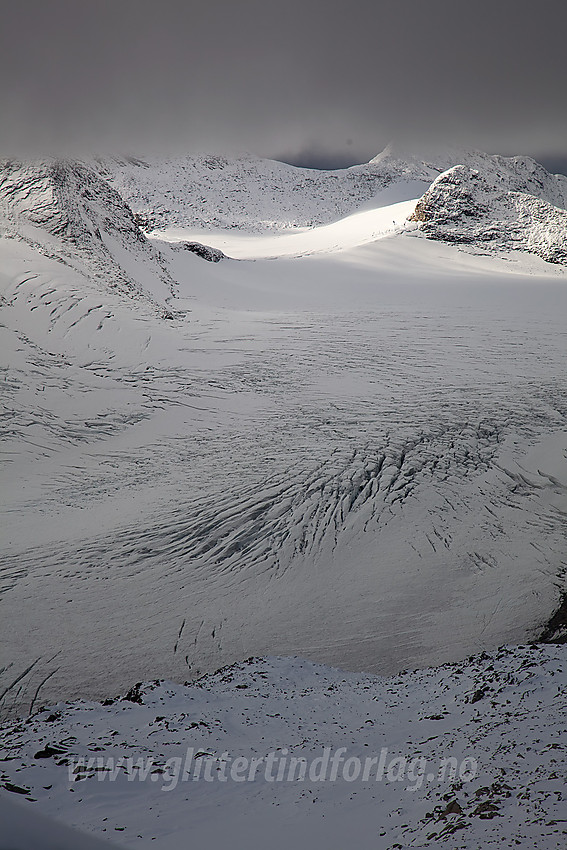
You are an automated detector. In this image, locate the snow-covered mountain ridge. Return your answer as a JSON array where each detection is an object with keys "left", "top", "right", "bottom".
[
  {"left": 409, "top": 164, "right": 567, "bottom": 264},
  {"left": 95, "top": 145, "right": 567, "bottom": 239},
  {"left": 86, "top": 145, "right": 567, "bottom": 267},
  {"left": 2, "top": 148, "right": 566, "bottom": 274},
  {"left": 0, "top": 159, "right": 176, "bottom": 309}
]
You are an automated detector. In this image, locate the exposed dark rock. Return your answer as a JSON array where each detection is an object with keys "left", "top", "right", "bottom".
[
  {"left": 34, "top": 743, "right": 67, "bottom": 759},
  {"left": 122, "top": 683, "right": 145, "bottom": 704},
  {"left": 538, "top": 593, "right": 567, "bottom": 644},
  {"left": 174, "top": 241, "right": 226, "bottom": 262}
]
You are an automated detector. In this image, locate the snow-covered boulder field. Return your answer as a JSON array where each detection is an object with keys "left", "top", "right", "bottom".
[{"left": 1, "top": 642, "right": 566, "bottom": 849}]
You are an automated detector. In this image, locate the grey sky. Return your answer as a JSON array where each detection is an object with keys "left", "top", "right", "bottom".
[{"left": 1, "top": 0, "right": 566, "bottom": 164}]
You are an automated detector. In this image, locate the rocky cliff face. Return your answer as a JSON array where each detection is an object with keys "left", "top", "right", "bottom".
[
  {"left": 0, "top": 159, "right": 176, "bottom": 304},
  {"left": 409, "top": 164, "right": 567, "bottom": 265}
]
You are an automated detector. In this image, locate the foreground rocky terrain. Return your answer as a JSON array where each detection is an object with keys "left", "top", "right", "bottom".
[{"left": 1, "top": 642, "right": 566, "bottom": 848}]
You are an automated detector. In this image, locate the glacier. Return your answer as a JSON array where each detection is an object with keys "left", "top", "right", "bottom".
[{"left": 1, "top": 147, "right": 566, "bottom": 718}]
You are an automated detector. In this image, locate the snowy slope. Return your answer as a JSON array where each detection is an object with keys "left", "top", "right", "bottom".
[
  {"left": 1, "top": 643, "right": 566, "bottom": 849},
  {"left": 0, "top": 795, "right": 120, "bottom": 850},
  {"left": 154, "top": 198, "right": 418, "bottom": 259}
]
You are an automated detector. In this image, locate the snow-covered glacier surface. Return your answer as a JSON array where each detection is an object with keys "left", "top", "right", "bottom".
[{"left": 1, "top": 153, "right": 567, "bottom": 717}]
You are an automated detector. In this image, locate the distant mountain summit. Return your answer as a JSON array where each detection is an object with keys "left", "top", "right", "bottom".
[{"left": 371, "top": 142, "right": 567, "bottom": 208}]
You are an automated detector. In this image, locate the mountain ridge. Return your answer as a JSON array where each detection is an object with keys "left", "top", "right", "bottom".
[
  {"left": 2, "top": 148, "right": 567, "bottom": 273},
  {"left": 409, "top": 163, "right": 567, "bottom": 264},
  {"left": 0, "top": 159, "right": 176, "bottom": 310},
  {"left": 95, "top": 145, "right": 567, "bottom": 237}
]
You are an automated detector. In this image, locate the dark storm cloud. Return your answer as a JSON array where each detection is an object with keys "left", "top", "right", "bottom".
[{"left": 1, "top": 0, "right": 566, "bottom": 161}]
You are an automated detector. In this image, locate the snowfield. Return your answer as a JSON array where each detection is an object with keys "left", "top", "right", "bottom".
[
  {"left": 153, "top": 198, "right": 418, "bottom": 259},
  {"left": 0, "top": 145, "right": 566, "bottom": 845}
]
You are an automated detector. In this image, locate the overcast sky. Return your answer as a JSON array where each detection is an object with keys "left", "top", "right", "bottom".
[{"left": 1, "top": 0, "right": 566, "bottom": 167}]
